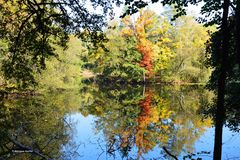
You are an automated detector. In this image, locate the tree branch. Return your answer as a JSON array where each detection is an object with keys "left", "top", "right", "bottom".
[{"left": 162, "top": 146, "right": 178, "bottom": 160}]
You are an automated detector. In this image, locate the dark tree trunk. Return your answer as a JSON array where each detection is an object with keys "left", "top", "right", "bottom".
[
  {"left": 213, "top": 0, "right": 230, "bottom": 159},
  {"left": 236, "top": 0, "right": 240, "bottom": 65}
]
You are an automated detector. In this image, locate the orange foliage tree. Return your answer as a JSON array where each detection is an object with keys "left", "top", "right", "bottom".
[
  {"left": 135, "top": 10, "right": 155, "bottom": 77},
  {"left": 121, "top": 10, "right": 174, "bottom": 79}
]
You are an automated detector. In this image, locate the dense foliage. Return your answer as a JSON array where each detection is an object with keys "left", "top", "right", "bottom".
[
  {"left": 0, "top": 0, "right": 214, "bottom": 88},
  {"left": 37, "top": 36, "right": 85, "bottom": 90},
  {"left": 0, "top": 0, "right": 118, "bottom": 88},
  {"left": 167, "top": 16, "right": 213, "bottom": 83},
  {"left": 83, "top": 10, "right": 210, "bottom": 84}
]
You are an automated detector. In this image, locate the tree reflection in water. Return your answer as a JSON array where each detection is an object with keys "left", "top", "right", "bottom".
[
  {"left": 1, "top": 83, "right": 238, "bottom": 159},
  {"left": 0, "top": 92, "right": 80, "bottom": 160},
  {"left": 79, "top": 83, "right": 213, "bottom": 159}
]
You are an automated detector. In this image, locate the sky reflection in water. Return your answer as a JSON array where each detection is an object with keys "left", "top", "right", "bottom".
[
  {"left": 1, "top": 84, "right": 240, "bottom": 160},
  {"left": 65, "top": 112, "right": 240, "bottom": 160}
]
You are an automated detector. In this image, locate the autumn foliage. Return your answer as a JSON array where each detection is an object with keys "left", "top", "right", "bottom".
[
  {"left": 121, "top": 10, "right": 156, "bottom": 77},
  {"left": 135, "top": 88, "right": 174, "bottom": 157},
  {"left": 136, "top": 41, "right": 154, "bottom": 77},
  {"left": 136, "top": 90, "right": 154, "bottom": 156},
  {"left": 121, "top": 10, "right": 174, "bottom": 79},
  {"left": 135, "top": 11, "right": 156, "bottom": 77}
]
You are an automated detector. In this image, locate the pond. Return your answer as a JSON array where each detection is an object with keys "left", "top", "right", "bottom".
[{"left": 0, "top": 83, "right": 239, "bottom": 160}]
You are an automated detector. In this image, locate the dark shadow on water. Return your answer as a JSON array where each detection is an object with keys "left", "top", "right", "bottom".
[
  {"left": 0, "top": 92, "right": 81, "bottom": 159},
  {"left": 213, "top": 82, "right": 240, "bottom": 160}
]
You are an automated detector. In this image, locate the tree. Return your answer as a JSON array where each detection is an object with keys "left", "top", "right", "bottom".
[
  {"left": 37, "top": 36, "right": 85, "bottom": 90},
  {"left": 85, "top": 10, "right": 175, "bottom": 83},
  {"left": 122, "top": 10, "right": 174, "bottom": 80},
  {"left": 84, "top": 20, "right": 145, "bottom": 82},
  {"left": 168, "top": 16, "right": 213, "bottom": 83},
  {"left": 0, "top": 0, "right": 120, "bottom": 88}
]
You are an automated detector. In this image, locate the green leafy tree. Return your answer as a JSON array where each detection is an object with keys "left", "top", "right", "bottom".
[
  {"left": 85, "top": 20, "right": 145, "bottom": 82},
  {"left": 167, "top": 16, "right": 213, "bottom": 83},
  {"left": 0, "top": 0, "right": 119, "bottom": 88},
  {"left": 36, "top": 36, "right": 86, "bottom": 90}
]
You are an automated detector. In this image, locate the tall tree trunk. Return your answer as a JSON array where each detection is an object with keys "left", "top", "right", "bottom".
[
  {"left": 213, "top": 0, "right": 230, "bottom": 159},
  {"left": 236, "top": 0, "right": 240, "bottom": 65}
]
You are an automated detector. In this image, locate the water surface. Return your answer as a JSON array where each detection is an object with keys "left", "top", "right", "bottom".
[{"left": 0, "top": 84, "right": 239, "bottom": 159}]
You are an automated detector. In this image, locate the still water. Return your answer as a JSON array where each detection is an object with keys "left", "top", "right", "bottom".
[{"left": 0, "top": 84, "right": 239, "bottom": 160}]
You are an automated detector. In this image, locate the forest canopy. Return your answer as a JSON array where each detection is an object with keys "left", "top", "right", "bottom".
[
  {"left": 83, "top": 10, "right": 212, "bottom": 84},
  {"left": 0, "top": 0, "right": 213, "bottom": 88}
]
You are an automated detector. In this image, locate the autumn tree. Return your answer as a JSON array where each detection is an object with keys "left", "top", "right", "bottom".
[{"left": 122, "top": 10, "right": 174, "bottom": 80}]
